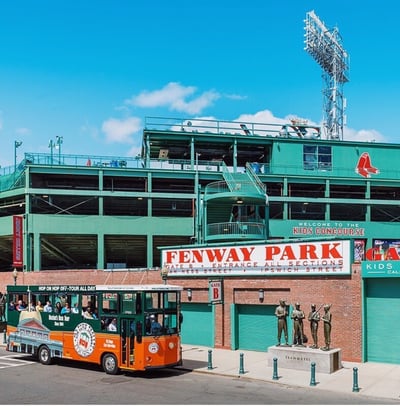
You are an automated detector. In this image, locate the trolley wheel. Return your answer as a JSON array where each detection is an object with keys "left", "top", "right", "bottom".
[
  {"left": 102, "top": 353, "right": 119, "bottom": 375},
  {"left": 38, "top": 345, "right": 52, "bottom": 365}
]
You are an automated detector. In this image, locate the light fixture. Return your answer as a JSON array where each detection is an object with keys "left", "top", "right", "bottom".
[
  {"left": 12, "top": 268, "right": 18, "bottom": 286},
  {"left": 187, "top": 288, "right": 192, "bottom": 301},
  {"left": 258, "top": 289, "right": 264, "bottom": 303},
  {"left": 48, "top": 139, "right": 56, "bottom": 164},
  {"left": 237, "top": 199, "right": 243, "bottom": 204},
  {"left": 14, "top": 140, "right": 23, "bottom": 180},
  {"left": 160, "top": 268, "right": 168, "bottom": 284},
  {"left": 56, "top": 136, "right": 63, "bottom": 162}
]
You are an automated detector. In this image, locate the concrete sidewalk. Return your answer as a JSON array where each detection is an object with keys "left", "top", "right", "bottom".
[{"left": 179, "top": 344, "right": 400, "bottom": 402}]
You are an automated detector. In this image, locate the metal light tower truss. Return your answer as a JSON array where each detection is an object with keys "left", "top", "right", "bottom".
[{"left": 304, "top": 10, "right": 349, "bottom": 140}]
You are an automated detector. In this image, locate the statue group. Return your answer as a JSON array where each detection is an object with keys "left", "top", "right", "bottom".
[{"left": 275, "top": 299, "right": 332, "bottom": 351}]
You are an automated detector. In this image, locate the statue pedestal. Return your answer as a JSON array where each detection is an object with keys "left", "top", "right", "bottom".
[{"left": 268, "top": 345, "right": 342, "bottom": 374}]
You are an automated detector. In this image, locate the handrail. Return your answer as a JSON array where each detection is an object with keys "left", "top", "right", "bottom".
[
  {"left": 245, "top": 163, "right": 267, "bottom": 195},
  {"left": 221, "top": 162, "right": 238, "bottom": 191}
]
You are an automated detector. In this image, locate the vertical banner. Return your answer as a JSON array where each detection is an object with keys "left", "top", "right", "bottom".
[
  {"left": 13, "top": 215, "right": 23, "bottom": 268},
  {"left": 209, "top": 279, "right": 223, "bottom": 304},
  {"left": 354, "top": 240, "right": 365, "bottom": 263}
]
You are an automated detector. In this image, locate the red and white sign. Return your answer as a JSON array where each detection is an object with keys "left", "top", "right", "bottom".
[
  {"left": 13, "top": 215, "right": 23, "bottom": 268},
  {"left": 162, "top": 240, "right": 351, "bottom": 277},
  {"left": 355, "top": 152, "right": 379, "bottom": 178},
  {"left": 209, "top": 280, "right": 223, "bottom": 303}
]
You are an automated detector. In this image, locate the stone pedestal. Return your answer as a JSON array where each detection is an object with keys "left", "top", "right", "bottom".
[{"left": 268, "top": 345, "right": 342, "bottom": 374}]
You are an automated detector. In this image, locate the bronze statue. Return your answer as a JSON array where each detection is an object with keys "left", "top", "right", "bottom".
[
  {"left": 308, "top": 303, "right": 321, "bottom": 349},
  {"left": 291, "top": 302, "right": 305, "bottom": 347},
  {"left": 275, "top": 299, "right": 289, "bottom": 346},
  {"left": 321, "top": 304, "right": 332, "bottom": 351}
]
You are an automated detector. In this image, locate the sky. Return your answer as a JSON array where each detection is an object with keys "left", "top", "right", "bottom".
[{"left": 1, "top": 0, "right": 399, "bottom": 168}]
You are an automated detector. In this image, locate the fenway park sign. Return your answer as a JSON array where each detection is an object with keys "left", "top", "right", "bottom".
[{"left": 162, "top": 240, "right": 351, "bottom": 277}]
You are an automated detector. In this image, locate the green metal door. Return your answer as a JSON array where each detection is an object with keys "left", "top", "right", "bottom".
[
  {"left": 181, "top": 303, "right": 213, "bottom": 347},
  {"left": 237, "top": 304, "right": 276, "bottom": 351},
  {"left": 365, "top": 278, "right": 400, "bottom": 363}
]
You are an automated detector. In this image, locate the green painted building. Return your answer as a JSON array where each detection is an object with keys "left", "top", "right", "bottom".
[
  {"left": 1, "top": 116, "right": 398, "bottom": 271},
  {"left": 1, "top": 116, "right": 400, "bottom": 363}
]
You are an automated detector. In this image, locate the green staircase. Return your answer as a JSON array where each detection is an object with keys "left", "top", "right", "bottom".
[{"left": 221, "top": 162, "right": 266, "bottom": 196}]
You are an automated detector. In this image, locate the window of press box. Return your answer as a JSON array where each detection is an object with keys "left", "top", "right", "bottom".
[{"left": 303, "top": 145, "right": 332, "bottom": 171}]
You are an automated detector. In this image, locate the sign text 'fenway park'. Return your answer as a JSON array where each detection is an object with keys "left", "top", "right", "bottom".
[{"left": 162, "top": 240, "right": 351, "bottom": 277}]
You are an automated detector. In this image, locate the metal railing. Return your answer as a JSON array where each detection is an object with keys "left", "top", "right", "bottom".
[
  {"left": 207, "top": 221, "right": 266, "bottom": 240},
  {"left": 245, "top": 163, "right": 267, "bottom": 195},
  {"left": 144, "top": 116, "right": 321, "bottom": 139}
]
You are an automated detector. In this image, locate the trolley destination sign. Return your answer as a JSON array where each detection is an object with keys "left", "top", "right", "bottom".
[{"left": 162, "top": 240, "right": 351, "bottom": 277}]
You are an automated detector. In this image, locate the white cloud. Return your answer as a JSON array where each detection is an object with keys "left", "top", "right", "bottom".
[
  {"left": 15, "top": 127, "right": 31, "bottom": 135},
  {"left": 127, "top": 145, "right": 142, "bottom": 158},
  {"left": 236, "top": 110, "right": 389, "bottom": 142},
  {"left": 343, "top": 127, "right": 386, "bottom": 143},
  {"left": 235, "top": 110, "right": 288, "bottom": 126},
  {"left": 126, "top": 82, "right": 220, "bottom": 115},
  {"left": 81, "top": 121, "right": 100, "bottom": 140},
  {"left": 171, "top": 110, "right": 321, "bottom": 136},
  {"left": 116, "top": 82, "right": 390, "bottom": 144},
  {"left": 102, "top": 117, "right": 142, "bottom": 143},
  {"left": 225, "top": 93, "right": 247, "bottom": 101}
]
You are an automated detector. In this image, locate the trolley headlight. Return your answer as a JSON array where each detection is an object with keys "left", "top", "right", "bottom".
[{"left": 168, "top": 341, "right": 175, "bottom": 350}]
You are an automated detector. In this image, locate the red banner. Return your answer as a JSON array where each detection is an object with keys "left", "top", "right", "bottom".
[{"left": 13, "top": 215, "right": 23, "bottom": 268}]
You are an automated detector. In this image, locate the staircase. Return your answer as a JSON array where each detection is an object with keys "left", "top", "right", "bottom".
[{"left": 221, "top": 162, "right": 266, "bottom": 196}]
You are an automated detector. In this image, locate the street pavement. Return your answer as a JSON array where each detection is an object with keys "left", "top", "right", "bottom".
[
  {"left": 1, "top": 336, "right": 399, "bottom": 402},
  {"left": 179, "top": 344, "right": 400, "bottom": 402}
]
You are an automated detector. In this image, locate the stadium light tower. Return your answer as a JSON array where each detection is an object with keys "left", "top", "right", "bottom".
[{"left": 304, "top": 10, "right": 349, "bottom": 140}]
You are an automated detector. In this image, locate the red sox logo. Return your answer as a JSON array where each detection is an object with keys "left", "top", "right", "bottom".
[{"left": 355, "top": 152, "right": 379, "bottom": 178}]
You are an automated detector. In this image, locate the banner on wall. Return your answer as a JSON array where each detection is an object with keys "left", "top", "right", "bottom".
[
  {"left": 354, "top": 240, "right": 365, "bottom": 263},
  {"left": 162, "top": 240, "right": 351, "bottom": 277},
  {"left": 13, "top": 215, "right": 23, "bottom": 268}
]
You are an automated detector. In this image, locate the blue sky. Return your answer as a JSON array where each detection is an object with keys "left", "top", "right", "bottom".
[{"left": 1, "top": 1, "right": 399, "bottom": 168}]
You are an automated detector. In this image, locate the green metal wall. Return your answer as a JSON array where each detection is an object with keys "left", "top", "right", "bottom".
[
  {"left": 365, "top": 278, "right": 400, "bottom": 363},
  {"left": 234, "top": 304, "right": 278, "bottom": 351},
  {"left": 181, "top": 302, "right": 214, "bottom": 347}
]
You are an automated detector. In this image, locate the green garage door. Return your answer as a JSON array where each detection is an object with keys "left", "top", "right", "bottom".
[
  {"left": 236, "top": 304, "right": 278, "bottom": 351},
  {"left": 366, "top": 278, "right": 400, "bottom": 363},
  {"left": 181, "top": 302, "right": 214, "bottom": 347}
]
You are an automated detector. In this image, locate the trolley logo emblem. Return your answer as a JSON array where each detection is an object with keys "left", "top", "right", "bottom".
[
  {"left": 73, "top": 323, "right": 96, "bottom": 357},
  {"left": 148, "top": 342, "right": 159, "bottom": 354}
]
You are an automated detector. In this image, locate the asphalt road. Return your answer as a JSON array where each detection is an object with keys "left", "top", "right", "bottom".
[{"left": 0, "top": 349, "right": 396, "bottom": 405}]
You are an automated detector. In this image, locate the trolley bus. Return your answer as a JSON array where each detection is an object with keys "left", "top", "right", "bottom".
[{"left": 5, "top": 284, "right": 183, "bottom": 374}]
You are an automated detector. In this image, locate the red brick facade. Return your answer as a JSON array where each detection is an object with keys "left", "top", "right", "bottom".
[{"left": 0, "top": 263, "right": 362, "bottom": 362}]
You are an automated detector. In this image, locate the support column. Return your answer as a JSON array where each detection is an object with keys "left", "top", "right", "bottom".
[
  {"left": 33, "top": 233, "right": 41, "bottom": 271},
  {"left": 147, "top": 234, "right": 153, "bottom": 268},
  {"left": 97, "top": 233, "right": 104, "bottom": 270}
]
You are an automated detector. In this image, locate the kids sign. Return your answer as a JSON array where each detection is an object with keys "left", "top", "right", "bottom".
[{"left": 162, "top": 240, "right": 351, "bottom": 277}]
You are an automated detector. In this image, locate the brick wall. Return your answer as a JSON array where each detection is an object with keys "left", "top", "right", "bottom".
[{"left": 0, "top": 264, "right": 362, "bottom": 362}]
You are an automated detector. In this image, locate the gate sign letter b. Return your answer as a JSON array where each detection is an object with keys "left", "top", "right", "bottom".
[{"left": 209, "top": 279, "right": 222, "bottom": 304}]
